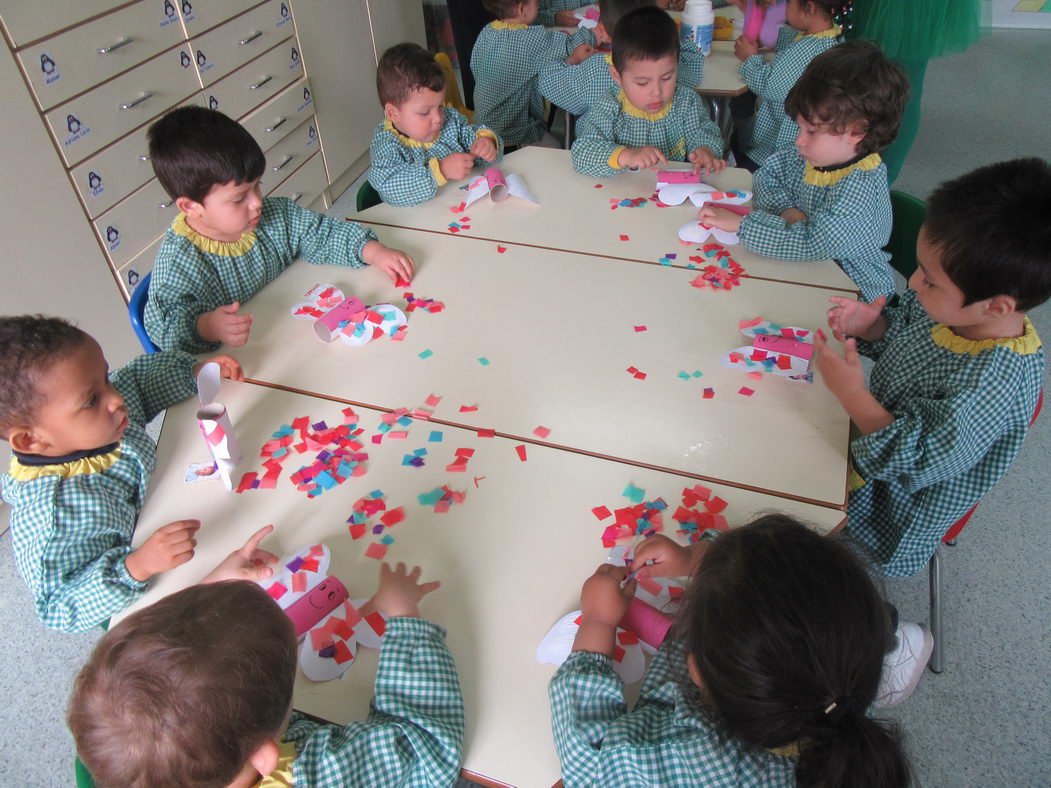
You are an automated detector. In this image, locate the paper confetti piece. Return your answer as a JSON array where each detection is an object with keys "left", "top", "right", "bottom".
[
  {"left": 418, "top": 349, "right": 433, "bottom": 359},
  {"left": 532, "top": 426, "right": 551, "bottom": 439},
  {"left": 428, "top": 431, "right": 443, "bottom": 442},
  {"left": 459, "top": 404, "right": 478, "bottom": 412},
  {"left": 738, "top": 316, "right": 763, "bottom": 329},
  {"left": 747, "top": 371, "right": 763, "bottom": 380},
  {"left": 365, "top": 543, "right": 388, "bottom": 560},
  {"left": 515, "top": 444, "right": 528, "bottom": 461},
  {"left": 623, "top": 483, "right": 646, "bottom": 504},
  {"left": 592, "top": 506, "right": 612, "bottom": 520},
  {"left": 332, "top": 640, "right": 355, "bottom": 664},
  {"left": 473, "top": 476, "right": 485, "bottom": 487},
  {"left": 619, "top": 234, "right": 630, "bottom": 241},
  {"left": 266, "top": 582, "right": 287, "bottom": 600},
  {"left": 594, "top": 183, "right": 604, "bottom": 188},
  {"left": 477, "top": 357, "right": 490, "bottom": 366},
  {"left": 738, "top": 387, "right": 755, "bottom": 397},
  {"left": 634, "top": 325, "right": 647, "bottom": 332},
  {"left": 497, "top": 245, "right": 507, "bottom": 253},
  {"left": 703, "top": 388, "right": 715, "bottom": 399},
  {"left": 291, "top": 571, "right": 307, "bottom": 593},
  {"left": 476, "top": 428, "right": 496, "bottom": 438}
]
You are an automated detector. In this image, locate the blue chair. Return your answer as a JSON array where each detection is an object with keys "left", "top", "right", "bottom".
[{"left": 128, "top": 271, "right": 159, "bottom": 353}]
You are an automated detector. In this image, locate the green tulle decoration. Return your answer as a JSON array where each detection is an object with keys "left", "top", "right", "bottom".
[{"left": 846, "top": 0, "right": 989, "bottom": 60}]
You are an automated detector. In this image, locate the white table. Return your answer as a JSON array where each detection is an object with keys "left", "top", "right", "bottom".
[
  {"left": 357, "top": 148, "right": 857, "bottom": 292},
  {"left": 115, "top": 381, "right": 845, "bottom": 787},
  {"left": 228, "top": 230, "right": 851, "bottom": 508}
]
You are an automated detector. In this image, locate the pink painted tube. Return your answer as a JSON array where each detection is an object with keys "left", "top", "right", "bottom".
[
  {"left": 196, "top": 402, "right": 240, "bottom": 491},
  {"left": 485, "top": 168, "right": 508, "bottom": 202},
  {"left": 619, "top": 597, "right": 673, "bottom": 649},
  {"left": 285, "top": 575, "right": 349, "bottom": 636},
  {"left": 314, "top": 296, "right": 366, "bottom": 342},
  {"left": 657, "top": 170, "right": 701, "bottom": 184},
  {"left": 743, "top": 0, "right": 764, "bottom": 41},
  {"left": 753, "top": 333, "right": 813, "bottom": 359}
]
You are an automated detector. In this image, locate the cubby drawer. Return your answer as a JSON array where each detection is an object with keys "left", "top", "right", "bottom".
[
  {"left": 178, "top": 0, "right": 275, "bottom": 36},
  {"left": 189, "top": 0, "right": 292, "bottom": 87},
  {"left": 266, "top": 150, "right": 325, "bottom": 207},
  {"left": 201, "top": 39, "right": 302, "bottom": 122},
  {"left": 93, "top": 178, "right": 179, "bottom": 269},
  {"left": 263, "top": 115, "right": 319, "bottom": 186},
  {"left": 17, "top": 1, "right": 187, "bottom": 111},
  {"left": 44, "top": 44, "right": 201, "bottom": 167},
  {"left": 70, "top": 93, "right": 205, "bottom": 218},
  {"left": 0, "top": 0, "right": 129, "bottom": 48},
  {"left": 239, "top": 77, "right": 314, "bottom": 152},
  {"left": 116, "top": 234, "right": 163, "bottom": 301}
]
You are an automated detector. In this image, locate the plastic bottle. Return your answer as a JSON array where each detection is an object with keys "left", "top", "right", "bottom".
[{"left": 680, "top": 0, "right": 714, "bottom": 56}]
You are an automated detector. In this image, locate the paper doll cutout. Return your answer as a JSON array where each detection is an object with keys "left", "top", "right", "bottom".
[
  {"left": 290, "top": 283, "right": 407, "bottom": 346},
  {"left": 463, "top": 168, "right": 539, "bottom": 208},
  {"left": 679, "top": 219, "right": 741, "bottom": 246},
  {"left": 722, "top": 318, "right": 816, "bottom": 382},
  {"left": 195, "top": 362, "right": 241, "bottom": 491},
  {"left": 573, "top": 5, "right": 600, "bottom": 28}
]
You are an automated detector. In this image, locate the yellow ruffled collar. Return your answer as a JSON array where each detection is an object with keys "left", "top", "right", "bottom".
[
  {"left": 795, "top": 25, "right": 841, "bottom": 42},
  {"left": 931, "top": 316, "right": 1041, "bottom": 356},
  {"left": 491, "top": 20, "right": 527, "bottom": 30},
  {"left": 252, "top": 741, "right": 297, "bottom": 788},
  {"left": 172, "top": 213, "right": 257, "bottom": 257},
  {"left": 383, "top": 118, "right": 438, "bottom": 149},
  {"left": 8, "top": 445, "right": 121, "bottom": 482},
  {"left": 618, "top": 90, "right": 672, "bottom": 122},
  {"left": 768, "top": 742, "right": 801, "bottom": 758},
  {"left": 803, "top": 153, "right": 882, "bottom": 187}
]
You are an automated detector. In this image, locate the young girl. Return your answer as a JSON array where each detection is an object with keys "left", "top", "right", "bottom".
[
  {"left": 549, "top": 515, "right": 912, "bottom": 787},
  {"left": 733, "top": 0, "right": 842, "bottom": 170}
]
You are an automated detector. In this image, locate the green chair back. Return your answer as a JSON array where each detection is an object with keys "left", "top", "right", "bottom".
[
  {"left": 75, "top": 756, "right": 96, "bottom": 788},
  {"left": 885, "top": 190, "right": 927, "bottom": 281},
  {"left": 356, "top": 180, "right": 382, "bottom": 213}
]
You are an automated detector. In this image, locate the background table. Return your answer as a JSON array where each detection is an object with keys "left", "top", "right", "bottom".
[
  {"left": 114, "top": 381, "right": 845, "bottom": 787},
  {"left": 357, "top": 148, "right": 857, "bottom": 292}
]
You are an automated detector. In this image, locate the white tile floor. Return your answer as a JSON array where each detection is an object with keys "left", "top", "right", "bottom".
[{"left": 3, "top": 27, "right": 1049, "bottom": 786}]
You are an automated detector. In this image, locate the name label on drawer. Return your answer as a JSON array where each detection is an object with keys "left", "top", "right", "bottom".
[
  {"left": 63, "top": 114, "right": 92, "bottom": 147},
  {"left": 38, "top": 52, "right": 63, "bottom": 86},
  {"left": 297, "top": 85, "right": 313, "bottom": 112},
  {"left": 289, "top": 47, "right": 300, "bottom": 70},
  {"left": 161, "top": 0, "right": 180, "bottom": 27},
  {"left": 105, "top": 225, "right": 121, "bottom": 251},
  {"left": 86, "top": 171, "right": 105, "bottom": 198},
  {"left": 277, "top": 2, "right": 293, "bottom": 26}
]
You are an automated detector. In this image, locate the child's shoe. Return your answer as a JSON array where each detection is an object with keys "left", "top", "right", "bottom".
[{"left": 874, "top": 621, "right": 933, "bottom": 707}]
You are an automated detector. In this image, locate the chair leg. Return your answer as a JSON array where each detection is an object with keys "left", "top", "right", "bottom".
[
  {"left": 563, "top": 111, "right": 575, "bottom": 150},
  {"left": 945, "top": 538, "right": 957, "bottom": 547},
  {"left": 928, "top": 547, "right": 944, "bottom": 673}
]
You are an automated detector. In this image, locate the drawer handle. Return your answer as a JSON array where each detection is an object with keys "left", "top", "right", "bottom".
[
  {"left": 158, "top": 199, "right": 174, "bottom": 209},
  {"left": 119, "top": 91, "right": 154, "bottom": 110},
  {"left": 271, "top": 154, "right": 293, "bottom": 172},
  {"left": 238, "top": 30, "right": 263, "bottom": 45},
  {"left": 248, "top": 75, "right": 272, "bottom": 90},
  {"left": 264, "top": 117, "right": 287, "bottom": 133},
  {"left": 98, "top": 36, "right": 133, "bottom": 54},
  {"left": 291, "top": 192, "right": 304, "bottom": 203},
  {"left": 139, "top": 154, "right": 151, "bottom": 161}
]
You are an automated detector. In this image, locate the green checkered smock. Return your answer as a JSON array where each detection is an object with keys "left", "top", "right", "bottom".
[
  {"left": 145, "top": 197, "right": 376, "bottom": 354},
  {"left": 571, "top": 84, "right": 724, "bottom": 177},
  {"left": 550, "top": 639, "right": 797, "bottom": 787},
  {"left": 539, "top": 42, "right": 705, "bottom": 118},
  {"left": 848, "top": 290, "right": 1044, "bottom": 578},
  {"left": 2, "top": 351, "right": 198, "bottom": 632},
  {"left": 284, "top": 618, "right": 465, "bottom": 787},
  {"left": 738, "top": 26, "right": 841, "bottom": 166},
  {"left": 472, "top": 22, "right": 593, "bottom": 146},
  {"left": 367, "top": 109, "right": 504, "bottom": 207},
  {"left": 739, "top": 150, "right": 895, "bottom": 301}
]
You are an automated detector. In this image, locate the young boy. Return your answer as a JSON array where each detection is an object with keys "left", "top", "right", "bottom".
[
  {"left": 539, "top": 0, "right": 705, "bottom": 119},
  {"left": 699, "top": 41, "right": 908, "bottom": 303},
  {"left": 143, "top": 106, "right": 414, "bottom": 354},
  {"left": 814, "top": 158, "right": 1051, "bottom": 579},
  {"left": 472, "top": 0, "right": 595, "bottom": 148},
  {"left": 571, "top": 7, "right": 725, "bottom": 178},
  {"left": 0, "top": 315, "right": 243, "bottom": 632},
  {"left": 69, "top": 562, "right": 464, "bottom": 788},
  {"left": 368, "top": 43, "right": 503, "bottom": 207}
]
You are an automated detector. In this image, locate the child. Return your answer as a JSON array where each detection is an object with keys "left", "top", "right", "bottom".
[
  {"left": 368, "top": 43, "right": 503, "bottom": 207},
  {"left": 550, "top": 516, "right": 912, "bottom": 786},
  {"left": 472, "top": 0, "right": 596, "bottom": 148},
  {"left": 143, "top": 106, "right": 415, "bottom": 354},
  {"left": 571, "top": 7, "right": 725, "bottom": 178},
  {"left": 699, "top": 41, "right": 908, "bottom": 303},
  {"left": 0, "top": 315, "right": 243, "bottom": 632},
  {"left": 69, "top": 561, "right": 464, "bottom": 788},
  {"left": 539, "top": 0, "right": 705, "bottom": 119},
  {"left": 814, "top": 158, "right": 1051, "bottom": 579},
  {"left": 734, "top": 0, "right": 842, "bottom": 169}
]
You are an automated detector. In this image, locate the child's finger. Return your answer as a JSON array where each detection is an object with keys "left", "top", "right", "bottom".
[
  {"left": 239, "top": 524, "right": 274, "bottom": 556},
  {"left": 843, "top": 337, "right": 860, "bottom": 365},
  {"left": 419, "top": 580, "right": 441, "bottom": 596}
]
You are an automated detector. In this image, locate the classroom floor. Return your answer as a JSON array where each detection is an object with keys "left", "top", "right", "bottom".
[{"left": 2, "top": 27, "right": 1049, "bottom": 787}]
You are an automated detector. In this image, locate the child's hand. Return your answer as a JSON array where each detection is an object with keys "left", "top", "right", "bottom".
[
  {"left": 362, "top": 240, "right": 415, "bottom": 285},
  {"left": 814, "top": 332, "right": 865, "bottom": 399},
  {"left": 827, "top": 294, "right": 887, "bottom": 341},
  {"left": 780, "top": 207, "right": 808, "bottom": 225},
  {"left": 734, "top": 35, "right": 759, "bottom": 61},
  {"left": 566, "top": 43, "right": 596, "bottom": 65},
  {"left": 689, "top": 147, "right": 726, "bottom": 175},
  {"left": 194, "top": 354, "right": 244, "bottom": 382},
  {"left": 125, "top": 519, "right": 201, "bottom": 581},
  {"left": 618, "top": 146, "right": 667, "bottom": 170},
  {"left": 631, "top": 534, "right": 701, "bottom": 579},
  {"left": 470, "top": 135, "right": 498, "bottom": 162},
  {"left": 697, "top": 204, "right": 742, "bottom": 232},
  {"left": 579, "top": 564, "right": 635, "bottom": 627},
  {"left": 197, "top": 303, "right": 253, "bottom": 347},
  {"left": 553, "top": 9, "right": 577, "bottom": 25},
  {"left": 200, "top": 525, "right": 280, "bottom": 584},
  {"left": 440, "top": 152, "right": 476, "bottom": 181},
  {"left": 363, "top": 562, "right": 440, "bottom": 619}
]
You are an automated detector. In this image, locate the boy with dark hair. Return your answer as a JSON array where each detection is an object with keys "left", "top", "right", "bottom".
[
  {"left": 472, "top": 0, "right": 595, "bottom": 147},
  {"left": 0, "top": 315, "right": 244, "bottom": 632},
  {"left": 814, "top": 157, "right": 1051, "bottom": 580},
  {"left": 144, "top": 106, "right": 414, "bottom": 353},
  {"left": 539, "top": 0, "right": 704, "bottom": 119},
  {"left": 571, "top": 7, "right": 724, "bottom": 177},
  {"left": 368, "top": 43, "right": 503, "bottom": 206},
  {"left": 69, "top": 562, "right": 465, "bottom": 788},
  {"left": 700, "top": 40, "right": 909, "bottom": 302}
]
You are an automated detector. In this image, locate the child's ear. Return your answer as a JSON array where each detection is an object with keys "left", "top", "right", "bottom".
[
  {"left": 686, "top": 653, "right": 705, "bottom": 689},
  {"left": 175, "top": 196, "right": 203, "bottom": 217},
  {"left": 383, "top": 102, "right": 400, "bottom": 124},
  {"left": 609, "top": 62, "right": 623, "bottom": 88},
  {"left": 247, "top": 738, "right": 282, "bottom": 781},
  {"left": 987, "top": 294, "right": 1019, "bottom": 318},
  {"left": 8, "top": 427, "right": 46, "bottom": 455}
]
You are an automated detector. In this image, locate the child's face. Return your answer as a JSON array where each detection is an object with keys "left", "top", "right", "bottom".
[
  {"left": 785, "top": 0, "right": 819, "bottom": 30},
  {"left": 20, "top": 338, "right": 128, "bottom": 456},
  {"left": 793, "top": 116, "right": 864, "bottom": 168},
  {"left": 612, "top": 55, "right": 678, "bottom": 114},
  {"left": 909, "top": 226, "right": 989, "bottom": 326},
  {"left": 386, "top": 88, "right": 446, "bottom": 144},
  {"left": 187, "top": 179, "right": 263, "bottom": 243}
]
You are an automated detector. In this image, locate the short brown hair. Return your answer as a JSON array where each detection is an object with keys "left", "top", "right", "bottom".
[
  {"left": 785, "top": 40, "right": 909, "bottom": 156},
  {"left": 599, "top": 0, "right": 653, "bottom": 35},
  {"left": 482, "top": 0, "right": 521, "bottom": 19},
  {"left": 69, "top": 582, "right": 297, "bottom": 788},
  {"left": 376, "top": 43, "right": 445, "bottom": 108}
]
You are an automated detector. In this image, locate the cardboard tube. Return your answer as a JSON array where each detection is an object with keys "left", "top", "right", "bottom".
[
  {"left": 285, "top": 576, "right": 349, "bottom": 636},
  {"left": 197, "top": 402, "right": 241, "bottom": 491},
  {"left": 620, "top": 597, "right": 673, "bottom": 648},
  {"left": 314, "top": 296, "right": 366, "bottom": 342},
  {"left": 485, "top": 167, "right": 508, "bottom": 202}
]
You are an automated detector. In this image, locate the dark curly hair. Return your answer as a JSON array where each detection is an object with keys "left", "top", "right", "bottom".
[{"left": 376, "top": 43, "right": 445, "bottom": 109}]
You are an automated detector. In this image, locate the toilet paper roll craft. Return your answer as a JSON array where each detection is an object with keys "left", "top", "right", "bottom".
[
  {"left": 744, "top": 0, "right": 787, "bottom": 48},
  {"left": 536, "top": 611, "right": 647, "bottom": 684},
  {"left": 574, "top": 5, "right": 600, "bottom": 29},
  {"left": 722, "top": 317, "right": 817, "bottom": 381},
  {"left": 290, "top": 283, "right": 407, "bottom": 346},
  {"left": 656, "top": 172, "right": 752, "bottom": 208},
  {"left": 195, "top": 361, "right": 241, "bottom": 491},
  {"left": 678, "top": 218, "right": 747, "bottom": 246},
  {"left": 463, "top": 167, "right": 539, "bottom": 207}
]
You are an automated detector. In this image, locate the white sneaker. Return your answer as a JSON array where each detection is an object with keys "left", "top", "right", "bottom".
[{"left": 875, "top": 622, "right": 934, "bottom": 707}]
